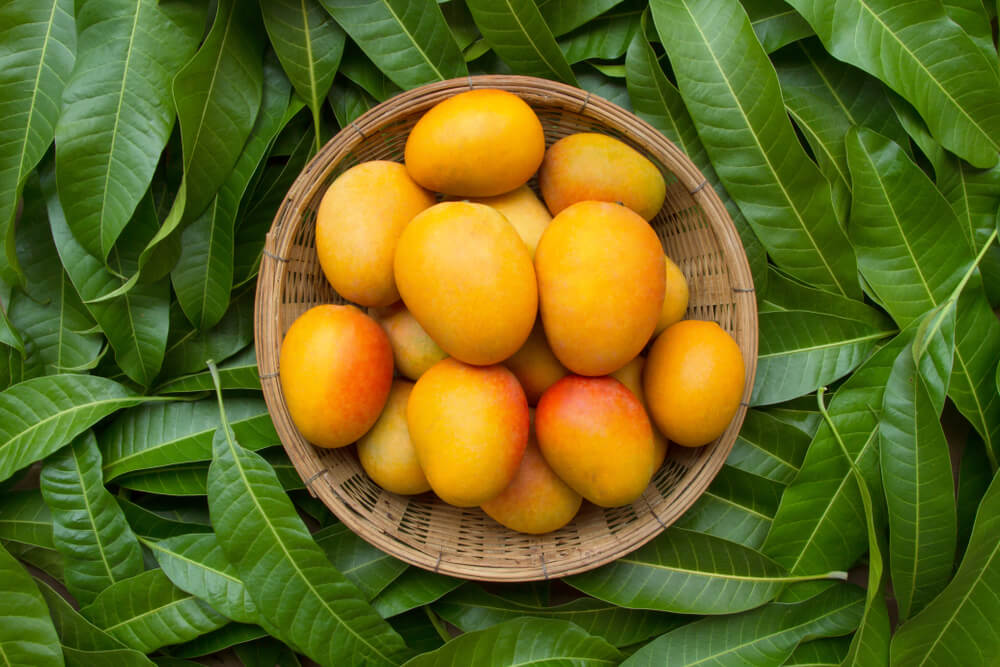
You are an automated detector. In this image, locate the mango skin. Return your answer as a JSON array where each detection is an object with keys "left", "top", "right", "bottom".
[
  {"left": 464, "top": 185, "right": 551, "bottom": 257},
  {"left": 372, "top": 302, "right": 447, "bottom": 381},
  {"left": 654, "top": 255, "right": 690, "bottom": 336},
  {"left": 534, "top": 201, "right": 665, "bottom": 376},
  {"left": 405, "top": 89, "right": 545, "bottom": 197},
  {"left": 279, "top": 305, "right": 393, "bottom": 449},
  {"left": 394, "top": 202, "right": 537, "bottom": 366},
  {"left": 538, "top": 133, "right": 667, "bottom": 220},
  {"left": 407, "top": 358, "right": 529, "bottom": 507},
  {"left": 357, "top": 381, "right": 430, "bottom": 495},
  {"left": 481, "top": 436, "right": 582, "bottom": 534},
  {"left": 502, "top": 320, "right": 569, "bottom": 405},
  {"left": 536, "top": 375, "right": 655, "bottom": 508},
  {"left": 610, "top": 356, "right": 669, "bottom": 473},
  {"left": 315, "top": 161, "right": 435, "bottom": 307}
]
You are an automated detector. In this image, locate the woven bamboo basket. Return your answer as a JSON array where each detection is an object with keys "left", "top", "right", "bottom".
[{"left": 255, "top": 75, "right": 758, "bottom": 582}]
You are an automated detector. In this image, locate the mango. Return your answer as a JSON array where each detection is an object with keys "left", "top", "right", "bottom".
[
  {"left": 405, "top": 89, "right": 545, "bottom": 197},
  {"left": 534, "top": 201, "right": 665, "bottom": 376},
  {"left": 279, "top": 305, "right": 393, "bottom": 448},
  {"left": 481, "top": 434, "right": 582, "bottom": 534},
  {"left": 372, "top": 302, "right": 447, "bottom": 381},
  {"left": 538, "top": 133, "right": 666, "bottom": 220},
  {"left": 357, "top": 381, "right": 430, "bottom": 495},
  {"left": 611, "top": 356, "right": 669, "bottom": 472},
  {"left": 536, "top": 376, "right": 655, "bottom": 507},
  {"left": 463, "top": 185, "right": 551, "bottom": 257},
  {"left": 407, "top": 358, "right": 529, "bottom": 507},
  {"left": 654, "top": 255, "right": 689, "bottom": 336},
  {"left": 502, "top": 320, "right": 568, "bottom": 405},
  {"left": 394, "top": 202, "right": 537, "bottom": 366},
  {"left": 315, "top": 161, "right": 435, "bottom": 307}
]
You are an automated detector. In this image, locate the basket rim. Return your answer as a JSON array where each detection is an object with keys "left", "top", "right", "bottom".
[{"left": 254, "top": 74, "right": 759, "bottom": 582}]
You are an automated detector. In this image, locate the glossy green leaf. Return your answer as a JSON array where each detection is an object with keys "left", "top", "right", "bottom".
[
  {"left": 944, "top": 0, "right": 996, "bottom": 64},
  {"left": 787, "top": 0, "right": 1000, "bottom": 168},
  {"left": 327, "top": 75, "right": 376, "bottom": 128},
  {"left": 174, "top": 0, "right": 263, "bottom": 222},
  {"left": 761, "top": 268, "right": 893, "bottom": 331},
  {"left": 0, "top": 0, "right": 75, "bottom": 285},
  {"left": 262, "top": 0, "right": 344, "bottom": 150},
  {"left": 207, "top": 390, "right": 408, "bottom": 665},
  {"left": 338, "top": 44, "right": 403, "bottom": 101},
  {"left": 435, "top": 584, "right": 684, "bottom": 647},
  {"left": 313, "top": 523, "right": 407, "bottom": 601},
  {"left": 171, "top": 53, "right": 292, "bottom": 331},
  {"left": 567, "top": 527, "right": 821, "bottom": 614},
  {"left": 4, "top": 542, "right": 65, "bottom": 583},
  {"left": 772, "top": 38, "right": 910, "bottom": 220},
  {"left": 537, "top": 0, "right": 625, "bottom": 36},
  {"left": 233, "top": 639, "right": 302, "bottom": 667},
  {"left": 402, "top": 617, "right": 620, "bottom": 667},
  {"left": 650, "top": 0, "right": 859, "bottom": 297},
  {"left": 160, "top": 287, "right": 254, "bottom": 379},
  {"left": 441, "top": 0, "right": 479, "bottom": 50},
  {"left": 727, "top": 409, "right": 811, "bottom": 484},
  {"left": 0, "top": 542, "right": 64, "bottom": 667},
  {"left": 760, "top": 398, "right": 822, "bottom": 437},
  {"left": 466, "top": 0, "right": 578, "bottom": 83},
  {"left": 0, "top": 489, "right": 53, "bottom": 550},
  {"left": 911, "top": 299, "right": 956, "bottom": 414},
  {"left": 575, "top": 64, "right": 631, "bottom": 107},
  {"left": 741, "top": 0, "right": 813, "bottom": 52},
  {"left": 371, "top": 568, "right": 463, "bottom": 618},
  {"left": 115, "top": 497, "right": 213, "bottom": 541},
  {"left": 115, "top": 448, "right": 302, "bottom": 497},
  {"left": 155, "top": 346, "right": 260, "bottom": 394},
  {"left": 675, "top": 465, "right": 783, "bottom": 548},
  {"left": 170, "top": 623, "right": 268, "bottom": 658},
  {"left": 144, "top": 534, "right": 259, "bottom": 624},
  {"left": 388, "top": 609, "right": 446, "bottom": 654},
  {"left": 623, "top": 28, "right": 767, "bottom": 294},
  {"left": 890, "top": 470, "right": 1000, "bottom": 665},
  {"left": 80, "top": 568, "right": 229, "bottom": 654},
  {"left": 0, "top": 374, "right": 141, "bottom": 483},
  {"left": 43, "top": 168, "right": 170, "bottom": 387},
  {"left": 53, "top": 0, "right": 202, "bottom": 261},
  {"left": 40, "top": 431, "right": 143, "bottom": 605},
  {"left": 623, "top": 583, "right": 863, "bottom": 666},
  {"left": 319, "top": 0, "right": 467, "bottom": 89},
  {"left": 782, "top": 637, "right": 851, "bottom": 666},
  {"left": 956, "top": 434, "right": 992, "bottom": 561},
  {"left": 559, "top": 5, "right": 641, "bottom": 64},
  {"left": 100, "top": 397, "right": 277, "bottom": 480},
  {"left": 763, "top": 324, "right": 916, "bottom": 574},
  {"left": 752, "top": 310, "right": 893, "bottom": 406}
]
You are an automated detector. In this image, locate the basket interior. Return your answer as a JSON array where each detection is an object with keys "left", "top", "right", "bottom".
[{"left": 256, "top": 77, "right": 757, "bottom": 581}]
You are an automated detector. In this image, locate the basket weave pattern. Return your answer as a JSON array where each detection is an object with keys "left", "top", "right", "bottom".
[{"left": 255, "top": 75, "right": 758, "bottom": 581}]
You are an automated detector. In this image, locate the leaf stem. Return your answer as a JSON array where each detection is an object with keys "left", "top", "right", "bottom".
[
  {"left": 424, "top": 606, "right": 452, "bottom": 644},
  {"left": 950, "top": 227, "right": 998, "bottom": 304}
]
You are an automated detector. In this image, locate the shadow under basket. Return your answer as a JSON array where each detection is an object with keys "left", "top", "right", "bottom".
[{"left": 255, "top": 75, "right": 758, "bottom": 582}]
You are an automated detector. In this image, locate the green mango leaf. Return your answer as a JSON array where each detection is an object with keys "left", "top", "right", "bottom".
[
  {"left": 116, "top": 497, "right": 213, "bottom": 541},
  {"left": 558, "top": 4, "right": 641, "bottom": 64},
  {"left": 623, "top": 28, "right": 767, "bottom": 294},
  {"left": 80, "top": 568, "right": 229, "bottom": 653},
  {"left": 537, "top": 0, "right": 625, "bottom": 36},
  {"left": 171, "top": 53, "right": 292, "bottom": 331},
  {"left": 40, "top": 431, "right": 143, "bottom": 605},
  {"left": 622, "top": 582, "right": 863, "bottom": 666},
  {"left": 763, "top": 324, "right": 916, "bottom": 575},
  {"left": 0, "top": 0, "right": 76, "bottom": 286},
  {"left": 575, "top": 65, "right": 631, "bottom": 107},
  {"left": 782, "top": 637, "right": 851, "bottom": 666},
  {"left": 5, "top": 542, "right": 65, "bottom": 583},
  {"left": 650, "top": 0, "right": 859, "bottom": 298},
  {"left": 388, "top": 609, "right": 447, "bottom": 655},
  {"left": 911, "top": 299, "right": 956, "bottom": 414},
  {"left": 144, "top": 534, "right": 259, "bottom": 624},
  {"left": 328, "top": 77, "right": 376, "bottom": 128},
  {"left": 466, "top": 0, "right": 578, "bottom": 83},
  {"left": 160, "top": 287, "right": 254, "bottom": 379},
  {"left": 675, "top": 465, "right": 783, "bottom": 549},
  {"left": 0, "top": 489, "right": 54, "bottom": 550},
  {"left": 890, "top": 470, "right": 1000, "bottom": 665},
  {"left": 771, "top": 38, "right": 910, "bottom": 221},
  {"left": 787, "top": 0, "right": 1000, "bottom": 168},
  {"left": 955, "top": 434, "right": 993, "bottom": 561},
  {"left": 951, "top": 289, "right": 1000, "bottom": 469},
  {"left": 233, "top": 637, "right": 303, "bottom": 667},
  {"left": 567, "top": 527, "right": 835, "bottom": 614},
  {"left": 155, "top": 346, "right": 260, "bottom": 394},
  {"left": 313, "top": 523, "right": 408, "bottom": 601},
  {"left": 53, "top": 0, "right": 203, "bottom": 261},
  {"left": 171, "top": 623, "right": 268, "bottom": 658},
  {"left": 100, "top": 397, "right": 277, "bottom": 480},
  {"left": 319, "top": 0, "right": 467, "bottom": 89},
  {"left": 261, "top": 0, "right": 344, "bottom": 151},
  {"left": 0, "top": 542, "right": 64, "bottom": 667},
  {"left": 371, "top": 568, "right": 463, "bottom": 619},
  {"left": 338, "top": 44, "right": 403, "bottom": 101},
  {"left": 944, "top": 0, "right": 997, "bottom": 64},
  {"left": 752, "top": 310, "right": 893, "bottom": 406},
  {"left": 0, "top": 373, "right": 142, "bottom": 483},
  {"left": 741, "top": 0, "right": 813, "bottom": 53},
  {"left": 207, "top": 370, "right": 408, "bottom": 666},
  {"left": 761, "top": 268, "right": 893, "bottom": 330},
  {"left": 42, "top": 167, "right": 169, "bottom": 387},
  {"left": 435, "top": 584, "right": 684, "bottom": 647},
  {"left": 727, "top": 409, "right": 812, "bottom": 484},
  {"left": 174, "top": 0, "right": 263, "bottom": 222},
  {"left": 441, "top": 0, "right": 480, "bottom": 50},
  {"left": 402, "top": 617, "right": 621, "bottom": 667}
]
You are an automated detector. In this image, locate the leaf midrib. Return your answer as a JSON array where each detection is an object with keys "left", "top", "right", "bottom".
[
  {"left": 145, "top": 539, "right": 244, "bottom": 586},
  {"left": 380, "top": 0, "right": 445, "bottom": 80},
  {"left": 69, "top": 442, "right": 117, "bottom": 585},
  {"left": 99, "top": 595, "right": 191, "bottom": 633},
  {"left": 15, "top": 0, "right": 60, "bottom": 188},
  {"left": 759, "top": 330, "right": 889, "bottom": 358},
  {"left": 0, "top": 394, "right": 137, "bottom": 461},
  {"left": 500, "top": 0, "right": 566, "bottom": 79}
]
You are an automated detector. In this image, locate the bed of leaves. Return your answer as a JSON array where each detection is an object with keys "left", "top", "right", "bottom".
[{"left": 2, "top": 0, "right": 1000, "bottom": 665}]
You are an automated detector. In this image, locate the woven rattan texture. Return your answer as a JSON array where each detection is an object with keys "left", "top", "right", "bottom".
[{"left": 255, "top": 75, "right": 758, "bottom": 581}]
